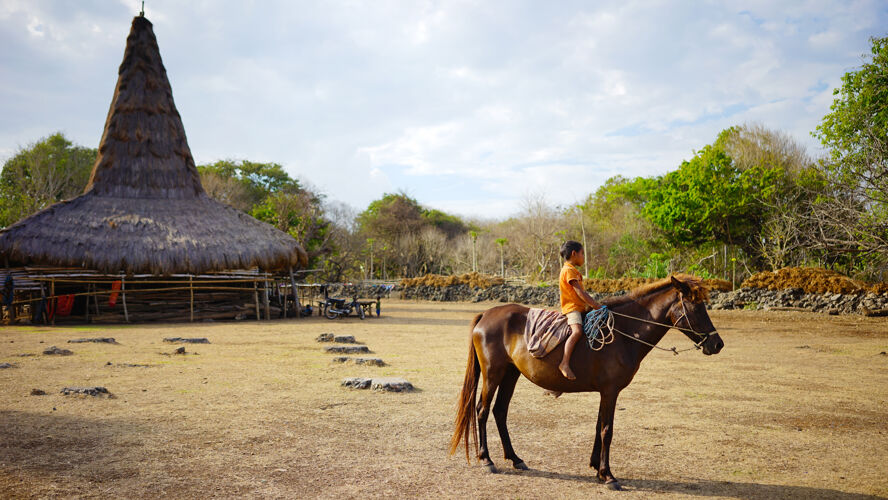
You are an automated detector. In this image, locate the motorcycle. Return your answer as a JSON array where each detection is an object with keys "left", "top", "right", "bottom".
[{"left": 322, "top": 286, "right": 365, "bottom": 320}]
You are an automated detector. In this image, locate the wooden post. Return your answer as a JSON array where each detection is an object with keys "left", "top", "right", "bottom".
[
  {"left": 282, "top": 278, "right": 288, "bottom": 318},
  {"left": 50, "top": 278, "right": 56, "bottom": 326},
  {"left": 263, "top": 273, "right": 270, "bottom": 321},
  {"left": 121, "top": 278, "right": 129, "bottom": 323},
  {"left": 39, "top": 282, "right": 47, "bottom": 325},
  {"left": 92, "top": 282, "right": 101, "bottom": 317},
  {"left": 253, "top": 280, "right": 261, "bottom": 321},
  {"left": 85, "top": 283, "right": 91, "bottom": 323},
  {"left": 189, "top": 275, "right": 194, "bottom": 322},
  {"left": 289, "top": 267, "right": 300, "bottom": 318}
]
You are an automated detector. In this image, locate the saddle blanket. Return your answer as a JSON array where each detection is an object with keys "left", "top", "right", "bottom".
[{"left": 524, "top": 308, "right": 572, "bottom": 358}]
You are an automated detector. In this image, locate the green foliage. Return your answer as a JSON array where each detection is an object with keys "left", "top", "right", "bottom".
[
  {"left": 640, "top": 130, "right": 785, "bottom": 252},
  {"left": 423, "top": 208, "right": 467, "bottom": 237},
  {"left": 197, "top": 160, "right": 300, "bottom": 209},
  {"left": 0, "top": 132, "right": 96, "bottom": 227},
  {"left": 634, "top": 252, "right": 670, "bottom": 279},
  {"left": 814, "top": 35, "right": 888, "bottom": 203},
  {"left": 586, "top": 266, "right": 608, "bottom": 279},
  {"left": 356, "top": 192, "right": 426, "bottom": 239}
]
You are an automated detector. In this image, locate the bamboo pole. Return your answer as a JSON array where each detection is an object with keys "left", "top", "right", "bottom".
[
  {"left": 39, "top": 281, "right": 47, "bottom": 325},
  {"left": 92, "top": 282, "right": 101, "bottom": 317},
  {"left": 253, "top": 280, "right": 261, "bottom": 321},
  {"left": 189, "top": 275, "right": 194, "bottom": 322},
  {"left": 85, "top": 284, "right": 91, "bottom": 323},
  {"left": 263, "top": 273, "right": 270, "bottom": 321},
  {"left": 122, "top": 278, "right": 129, "bottom": 323},
  {"left": 50, "top": 278, "right": 55, "bottom": 326},
  {"left": 289, "top": 267, "right": 300, "bottom": 318},
  {"left": 282, "top": 278, "right": 288, "bottom": 318}
]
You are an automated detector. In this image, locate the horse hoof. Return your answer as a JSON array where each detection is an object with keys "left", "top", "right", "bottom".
[
  {"left": 513, "top": 461, "right": 529, "bottom": 470},
  {"left": 482, "top": 463, "right": 498, "bottom": 474},
  {"left": 605, "top": 480, "right": 622, "bottom": 491}
]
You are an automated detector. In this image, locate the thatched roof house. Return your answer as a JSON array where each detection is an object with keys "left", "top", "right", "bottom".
[{"left": 0, "top": 15, "right": 307, "bottom": 275}]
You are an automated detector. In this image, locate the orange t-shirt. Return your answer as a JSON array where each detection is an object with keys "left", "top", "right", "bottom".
[{"left": 559, "top": 261, "right": 587, "bottom": 314}]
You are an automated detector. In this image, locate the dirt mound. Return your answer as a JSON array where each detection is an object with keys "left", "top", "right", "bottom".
[
  {"left": 741, "top": 267, "right": 886, "bottom": 295},
  {"left": 400, "top": 272, "right": 505, "bottom": 288}
]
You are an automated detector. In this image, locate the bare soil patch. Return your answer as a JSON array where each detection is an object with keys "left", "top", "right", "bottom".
[{"left": 1, "top": 301, "right": 886, "bottom": 498}]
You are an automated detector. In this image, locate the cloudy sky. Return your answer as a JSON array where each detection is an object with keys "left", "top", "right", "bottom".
[{"left": 1, "top": 1, "right": 885, "bottom": 218}]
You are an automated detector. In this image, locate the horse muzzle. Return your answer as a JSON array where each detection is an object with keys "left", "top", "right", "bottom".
[{"left": 702, "top": 333, "right": 724, "bottom": 355}]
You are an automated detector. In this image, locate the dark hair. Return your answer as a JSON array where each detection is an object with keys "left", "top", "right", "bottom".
[{"left": 560, "top": 240, "right": 583, "bottom": 261}]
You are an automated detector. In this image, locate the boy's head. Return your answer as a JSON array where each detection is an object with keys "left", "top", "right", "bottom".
[{"left": 560, "top": 240, "right": 583, "bottom": 262}]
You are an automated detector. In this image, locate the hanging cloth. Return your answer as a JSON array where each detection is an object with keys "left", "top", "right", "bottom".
[
  {"left": 108, "top": 281, "right": 122, "bottom": 307},
  {"left": 56, "top": 294, "right": 75, "bottom": 317}
]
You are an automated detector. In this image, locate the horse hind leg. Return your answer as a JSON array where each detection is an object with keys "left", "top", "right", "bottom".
[
  {"left": 492, "top": 364, "right": 528, "bottom": 470},
  {"left": 477, "top": 362, "right": 507, "bottom": 473}
]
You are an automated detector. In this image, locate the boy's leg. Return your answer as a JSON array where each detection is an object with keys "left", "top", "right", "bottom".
[{"left": 559, "top": 323, "right": 583, "bottom": 380}]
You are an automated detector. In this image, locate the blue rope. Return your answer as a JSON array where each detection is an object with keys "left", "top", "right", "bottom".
[{"left": 583, "top": 306, "right": 610, "bottom": 347}]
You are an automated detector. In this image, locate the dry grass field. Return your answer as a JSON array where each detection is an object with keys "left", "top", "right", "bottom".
[{"left": 1, "top": 300, "right": 887, "bottom": 499}]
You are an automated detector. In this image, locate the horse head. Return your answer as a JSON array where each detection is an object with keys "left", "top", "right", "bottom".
[{"left": 666, "top": 275, "right": 724, "bottom": 355}]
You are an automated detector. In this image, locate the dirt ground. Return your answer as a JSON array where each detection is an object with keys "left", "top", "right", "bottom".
[{"left": 1, "top": 300, "right": 886, "bottom": 499}]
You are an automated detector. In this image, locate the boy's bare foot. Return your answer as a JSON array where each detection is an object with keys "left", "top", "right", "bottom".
[
  {"left": 543, "top": 390, "right": 563, "bottom": 398},
  {"left": 559, "top": 363, "right": 576, "bottom": 380}
]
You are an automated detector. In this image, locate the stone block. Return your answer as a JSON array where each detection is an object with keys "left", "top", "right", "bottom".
[
  {"left": 163, "top": 337, "right": 210, "bottom": 344},
  {"left": 324, "top": 345, "right": 370, "bottom": 354}
]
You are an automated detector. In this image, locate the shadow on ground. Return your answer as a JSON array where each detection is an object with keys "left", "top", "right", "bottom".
[{"left": 499, "top": 468, "right": 883, "bottom": 499}]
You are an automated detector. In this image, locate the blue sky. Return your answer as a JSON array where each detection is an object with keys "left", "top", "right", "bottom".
[{"left": 1, "top": 1, "right": 886, "bottom": 218}]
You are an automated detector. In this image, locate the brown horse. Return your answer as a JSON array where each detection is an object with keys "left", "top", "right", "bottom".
[{"left": 449, "top": 275, "right": 724, "bottom": 490}]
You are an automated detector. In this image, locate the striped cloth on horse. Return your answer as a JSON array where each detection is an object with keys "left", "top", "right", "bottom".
[{"left": 524, "top": 308, "right": 572, "bottom": 358}]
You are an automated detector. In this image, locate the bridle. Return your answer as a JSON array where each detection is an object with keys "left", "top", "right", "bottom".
[{"left": 589, "top": 292, "right": 718, "bottom": 355}]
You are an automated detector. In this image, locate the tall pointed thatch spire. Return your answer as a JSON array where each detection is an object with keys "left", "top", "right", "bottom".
[
  {"left": 0, "top": 16, "right": 307, "bottom": 275},
  {"left": 88, "top": 16, "right": 204, "bottom": 199}
]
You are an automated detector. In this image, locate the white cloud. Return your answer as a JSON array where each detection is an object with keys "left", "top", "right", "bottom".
[{"left": 1, "top": 0, "right": 884, "bottom": 218}]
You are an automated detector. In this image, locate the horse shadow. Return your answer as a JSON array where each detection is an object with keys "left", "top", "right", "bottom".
[{"left": 500, "top": 468, "right": 884, "bottom": 499}]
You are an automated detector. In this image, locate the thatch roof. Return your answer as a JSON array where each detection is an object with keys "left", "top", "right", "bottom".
[{"left": 0, "top": 15, "right": 307, "bottom": 275}]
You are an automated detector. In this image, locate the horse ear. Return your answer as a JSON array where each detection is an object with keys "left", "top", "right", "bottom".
[{"left": 670, "top": 275, "right": 690, "bottom": 295}]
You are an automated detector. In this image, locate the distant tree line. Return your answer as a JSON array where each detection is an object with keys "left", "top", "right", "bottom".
[{"left": 2, "top": 36, "right": 885, "bottom": 283}]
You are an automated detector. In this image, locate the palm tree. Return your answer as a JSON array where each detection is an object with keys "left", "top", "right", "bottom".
[{"left": 495, "top": 238, "right": 508, "bottom": 277}]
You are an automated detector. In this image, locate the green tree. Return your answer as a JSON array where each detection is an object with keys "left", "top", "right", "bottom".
[
  {"left": 639, "top": 128, "right": 785, "bottom": 254},
  {"left": 197, "top": 160, "right": 300, "bottom": 209},
  {"left": 810, "top": 35, "right": 888, "bottom": 266},
  {"left": 814, "top": 35, "right": 888, "bottom": 201},
  {"left": 250, "top": 189, "right": 330, "bottom": 268},
  {"left": 356, "top": 192, "right": 467, "bottom": 277},
  {"left": 0, "top": 132, "right": 96, "bottom": 227}
]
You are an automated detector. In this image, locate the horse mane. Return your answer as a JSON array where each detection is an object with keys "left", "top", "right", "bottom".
[{"left": 601, "top": 274, "right": 710, "bottom": 307}]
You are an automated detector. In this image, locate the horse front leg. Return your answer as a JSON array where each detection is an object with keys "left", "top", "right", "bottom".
[
  {"left": 589, "top": 408, "right": 603, "bottom": 470},
  {"left": 594, "top": 391, "right": 622, "bottom": 490}
]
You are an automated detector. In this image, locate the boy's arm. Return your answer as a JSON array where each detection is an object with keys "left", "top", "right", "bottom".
[{"left": 569, "top": 279, "right": 603, "bottom": 309}]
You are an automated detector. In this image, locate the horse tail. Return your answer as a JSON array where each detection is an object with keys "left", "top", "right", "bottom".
[{"left": 449, "top": 313, "right": 483, "bottom": 462}]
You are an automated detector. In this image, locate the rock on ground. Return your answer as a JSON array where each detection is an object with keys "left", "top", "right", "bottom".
[
  {"left": 342, "top": 377, "right": 415, "bottom": 392},
  {"left": 61, "top": 386, "right": 112, "bottom": 397},
  {"left": 68, "top": 337, "right": 118, "bottom": 344},
  {"left": 331, "top": 357, "right": 385, "bottom": 366},
  {"left": 316, "top": 333, "right": 334, "bottom": 342},
  {"left": 341, "top": 377, "right": 372, "bottom": 389},
  {"left": 0, "top": 362, "right": 15, "bottom": 369},
  {"left": 324, "top": 345, "right": 371, "bottom": 354},
  {"left": 43, "top": 346, "right": 73, "bottom": 356},
  {"left": 163, "top": 337, "right": 210, "bottom": 344}
]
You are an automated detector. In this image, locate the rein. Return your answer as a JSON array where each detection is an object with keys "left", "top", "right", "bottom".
[{"left": 586, "top": 294, "right": 715, "bottom": 356}]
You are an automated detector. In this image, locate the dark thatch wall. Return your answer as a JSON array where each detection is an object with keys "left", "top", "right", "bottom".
[{"left": 0, "top": 16, "right": 307, "bottom": 275}]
